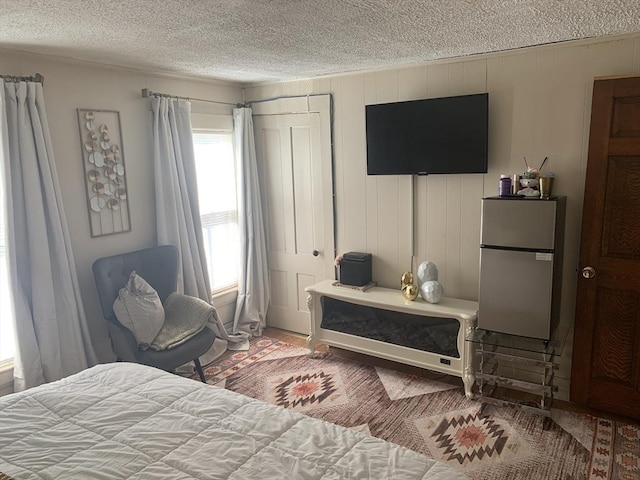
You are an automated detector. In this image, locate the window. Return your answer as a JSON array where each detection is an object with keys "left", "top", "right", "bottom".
[
  {"left": 193, "top": 130, "right": 239, "bottom": 293},
  {"left": 0, "top": 117, "right": 14, "bottom": 363}
]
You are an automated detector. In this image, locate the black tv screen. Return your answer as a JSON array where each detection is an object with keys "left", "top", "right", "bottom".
[{"left": 366, "top": 93, "right": 488, "bottom": 175}]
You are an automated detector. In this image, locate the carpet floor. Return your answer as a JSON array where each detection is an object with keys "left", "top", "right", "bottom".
[{"left": 196, "top": 336, "right": 640, "bottom": 480}]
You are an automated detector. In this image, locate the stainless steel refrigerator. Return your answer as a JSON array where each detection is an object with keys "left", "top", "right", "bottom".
[{"left": 478, "top": 196, "right": 566, "bottom": 340}]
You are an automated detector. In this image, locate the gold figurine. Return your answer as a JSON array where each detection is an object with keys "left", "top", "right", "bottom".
[{"left": 400, "top": 271, "right": 418, "bottom": 300}]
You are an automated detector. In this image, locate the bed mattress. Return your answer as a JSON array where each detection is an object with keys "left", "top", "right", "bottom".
[{"left": 0, "top": 362, "right": 467, "bottom": 479}]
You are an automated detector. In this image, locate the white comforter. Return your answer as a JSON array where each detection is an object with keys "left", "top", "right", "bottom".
[{"left": 0, "top": 363, "right": 467, "bottom": 479}]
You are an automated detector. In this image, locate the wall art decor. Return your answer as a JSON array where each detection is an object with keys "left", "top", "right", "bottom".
[{"left": 77, "top": 109, "right": 131, "bottom": 236}]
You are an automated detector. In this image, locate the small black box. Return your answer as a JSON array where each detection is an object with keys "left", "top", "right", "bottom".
[{"left": 340, "top": 252, "right": 372, "bottom": 286}]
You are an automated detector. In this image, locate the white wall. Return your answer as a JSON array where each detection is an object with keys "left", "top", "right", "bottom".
[
  {"left": 0, "top": 50, "right": 243, "bottom": 362},
  {"left": 245, "top": 34, "right": 640, "bottom": 399}
]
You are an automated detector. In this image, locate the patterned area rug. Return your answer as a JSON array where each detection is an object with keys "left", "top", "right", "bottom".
[
  {"left": 588, "top": 419, "right": 640, "bottom": 480},
  {"left": 197, "top": 336, "right": 640, "bottom": 480}
]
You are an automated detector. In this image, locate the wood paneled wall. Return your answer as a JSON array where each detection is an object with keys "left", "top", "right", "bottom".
[{"left": 245, "top": 35, "right": 640, "bottom": 399}]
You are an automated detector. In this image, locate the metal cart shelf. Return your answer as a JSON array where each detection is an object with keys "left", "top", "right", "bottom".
[{"left": 466, "top": 326, "right": 568, "bottom": 417}]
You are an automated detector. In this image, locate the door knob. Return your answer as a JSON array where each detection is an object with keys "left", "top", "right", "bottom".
[
  {"left": 582, "top": 266, "right": 596, "bottom": 279},
  {"left": 312, "top": 249, "right": 319, "bottom": 257}
]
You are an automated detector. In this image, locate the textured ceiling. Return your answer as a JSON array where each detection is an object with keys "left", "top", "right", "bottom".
[{"left": 1, "top": 1, "right": 640, "bottom": 84}]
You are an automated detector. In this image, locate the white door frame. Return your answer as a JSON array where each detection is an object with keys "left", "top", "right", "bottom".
[{"left": 251, "top": 94, "right": 336, "bottom": 281}]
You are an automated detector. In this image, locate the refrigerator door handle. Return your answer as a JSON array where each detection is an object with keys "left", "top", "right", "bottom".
[{"left": 480, "top": 244, "right": 554, "bottom": 254}]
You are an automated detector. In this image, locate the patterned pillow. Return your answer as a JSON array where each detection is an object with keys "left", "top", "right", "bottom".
[{"left": 112, "top": 271, "right": 165, "bottom": 349}]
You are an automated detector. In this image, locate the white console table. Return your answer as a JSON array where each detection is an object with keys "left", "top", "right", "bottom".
[{"left": 305, "top": 279, "right": 478, "bottom": 398}]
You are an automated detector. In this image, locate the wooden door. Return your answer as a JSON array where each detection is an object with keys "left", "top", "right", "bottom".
[
  {"left": 571, "top": 76, "right": 640, "bottom": 419},
  {"left": 253, "top": 112, "right": 334, "bottom": 334}
]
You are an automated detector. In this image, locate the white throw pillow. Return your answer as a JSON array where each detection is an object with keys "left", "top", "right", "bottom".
[{"left": 112, "top": 271, "right": 165, "bottom": 349}]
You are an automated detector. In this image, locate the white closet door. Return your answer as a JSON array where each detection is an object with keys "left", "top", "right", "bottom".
[{"left": 254, "top": 109, "right": 334, "bottom": 334}]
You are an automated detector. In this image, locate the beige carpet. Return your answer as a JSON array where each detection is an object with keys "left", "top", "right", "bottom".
[{"left": 196, "top": 336, "right": 640, "bottom": 480}]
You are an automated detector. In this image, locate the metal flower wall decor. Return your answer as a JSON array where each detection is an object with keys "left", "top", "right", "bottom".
[{"left": 77, "top": 109, "right": 131, "bottom": 237}]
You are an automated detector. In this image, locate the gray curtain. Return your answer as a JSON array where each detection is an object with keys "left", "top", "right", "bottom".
[
  {"left": 1, "top": 81, "right": 98, "bottom": 391},
  {"left": 151, "top": 97, "right": 249, "bottom": 355},
  {"left": 150, "top": 97, "right": 211, "bottom": 301},
  {"left": 232, "top": 108, "right": 270, "bottom": 336}
]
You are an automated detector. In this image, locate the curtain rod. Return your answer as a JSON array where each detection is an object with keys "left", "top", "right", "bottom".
[
  {"left": 141, "top": 88, "right": 243, "bottom": 107},
  {"left": 1, "top": 73, "right": 44, "bottom": 84},
  {"left": 245, "top": 93, "right": 329, "bottom": 105}
]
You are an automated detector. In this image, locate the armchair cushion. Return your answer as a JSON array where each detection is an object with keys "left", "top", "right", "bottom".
[
  {"left": 150, "top": 293, "right": 212, "bottom": 351},
  {"left": 112, "top": 271, "right": 165, "bottom": 349}
]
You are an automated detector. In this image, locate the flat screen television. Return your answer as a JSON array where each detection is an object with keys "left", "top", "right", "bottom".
[{"left": 366, "top": 93, "right": 488, "bottom": 175}]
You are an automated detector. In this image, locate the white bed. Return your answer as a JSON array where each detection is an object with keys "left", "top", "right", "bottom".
[{"left": 0, "top": 363, "right": 467, "bottom": 480}]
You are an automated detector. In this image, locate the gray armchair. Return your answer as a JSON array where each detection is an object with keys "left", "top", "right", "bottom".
[{"left": 92, "top": 245, "right": 215, "bottom": 382}]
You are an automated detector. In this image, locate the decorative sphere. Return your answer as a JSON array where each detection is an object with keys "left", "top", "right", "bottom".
[
  {"left": 401, "top": 283, "right": 419, "bottom": 301},
  {"left": 417, "top": 261, "right": 438, "bottom": 287},
  {"left": 401, "top": 271, "right": 414, "bottom": 287},
  {"left": 420, "top": 280, "right": 444, "bottom": 304}
]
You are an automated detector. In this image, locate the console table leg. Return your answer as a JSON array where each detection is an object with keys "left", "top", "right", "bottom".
[
  {"left": 306, "top": 293, "right": 317, "bottom": 355},
  {"left": 463, "top": 317, "right": 477, "bottom": 399},
  {"left": 306, "top": 334, "right": 316, "bottom": 354},
  {"left": 463, "top": 368, "right": 475, "bottom": 399}
]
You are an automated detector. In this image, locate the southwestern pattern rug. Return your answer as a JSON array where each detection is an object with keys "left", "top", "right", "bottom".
[{"left": 196, "top": 336, "right": 640, "bottom": 480}]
